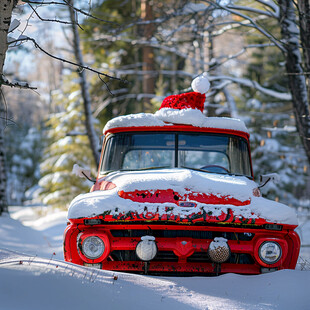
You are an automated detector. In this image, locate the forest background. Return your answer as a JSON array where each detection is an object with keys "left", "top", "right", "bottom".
[{"left": 0, "top": 0, "right": 309, "bottom": 216}]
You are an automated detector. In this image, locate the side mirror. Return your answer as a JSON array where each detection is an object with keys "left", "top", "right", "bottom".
[
  {"left": 72, "top": 164, "right": 96, "bottom": 183},
  {"left": 258, "top": 173, "right": 279, "bottom": 189}
]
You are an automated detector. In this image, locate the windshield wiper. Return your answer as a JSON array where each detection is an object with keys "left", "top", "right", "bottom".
[
  {"left": 180, "top": 166, "right": 252, "bottom": 179},
  {"left": 120, "top": 166, "right": 171, "bottom": 171},
  {"left": 180, "top": 166, "right": 231, "bottom": 175},
  {"left": 102, "top": 166, "right": 171, "bottom": 174},
  {"left": 103, "top": 166, "right": 252, "bottom": 179},
  {"left": 227, "top": 173, "right": 253, "bottom": 180},
  {"left": 180, "top": 166, "right": 211, "bottom": 173}
]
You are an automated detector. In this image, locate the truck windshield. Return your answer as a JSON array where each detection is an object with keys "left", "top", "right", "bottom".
[{"left": 101, "top": 132, "right": 252, "bottom": 177}]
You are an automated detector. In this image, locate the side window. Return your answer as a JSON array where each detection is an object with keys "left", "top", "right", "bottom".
[
  {"left": 228, "top": 137, "right": 252, "bottom": 176},
  {"left": 101, "top": 135, "right": 128, "bottom": 172},
  {"left": 100, "top": 137, "right": 112, "bottom": 172}
]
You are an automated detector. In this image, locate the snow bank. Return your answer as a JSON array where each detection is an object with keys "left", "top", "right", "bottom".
[
  {"left": 0, "top": 207, "right": 309, "bottom": 310},
  {"left": 0, "top": 213, "right": 50, "bottom": 257},
  {"left": 0, "top": 251, "right": 309, "bottom": 310},
  {"left": 2, "top": 208, "right": 67, "bottom": 260}
]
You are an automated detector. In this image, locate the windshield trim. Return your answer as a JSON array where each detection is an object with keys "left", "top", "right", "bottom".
[{"left": 105, "top": 125, "right": 250, "bottom": 140}]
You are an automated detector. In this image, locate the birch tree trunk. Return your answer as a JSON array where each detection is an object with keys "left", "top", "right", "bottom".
[
  {"left": 68, "top": 0, "right": 100, "bottom": 167},
  {"left": 278, "top": 0, "right": 310, "bottom": 163},
  {"left": 0, "top": 95, "right": 8, "bottom": 215},
  {"left": 0, "top": 0, "right": 17, "bottom": 214},
  {"left": 0, "top": 0, "right": 17, "bottom": 78}
]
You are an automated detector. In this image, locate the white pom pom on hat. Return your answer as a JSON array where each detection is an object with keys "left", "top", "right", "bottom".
[
  {"left": 191, "top": 72, "right": 210, "bottom": 94},
  {"left": 158, "top": 71, "right": 210, "bottom": 113}
]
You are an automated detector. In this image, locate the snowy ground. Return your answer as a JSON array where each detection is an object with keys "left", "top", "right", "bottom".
[{"left": 0, "top": 206, "right": 309, "bottom": 310}]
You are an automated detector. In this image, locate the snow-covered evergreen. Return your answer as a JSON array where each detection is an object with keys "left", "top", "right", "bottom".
[
  {"left": 246, "top": 101, "right": 308, "bottom": 207},
  {"left": 38, "top": 78, "right": 97, "bottom": 208},
  {"left": 6, "top": 127, "right": 43, "bottom": 205}
]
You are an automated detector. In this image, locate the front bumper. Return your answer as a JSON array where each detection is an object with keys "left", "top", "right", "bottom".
[{"left": 64, "top": 222, "right": 300, "bottom": 275}]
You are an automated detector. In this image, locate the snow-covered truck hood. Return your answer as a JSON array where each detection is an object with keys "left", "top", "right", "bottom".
[{"left": 68, "top": 169, "right": 298, "bottom": 225}]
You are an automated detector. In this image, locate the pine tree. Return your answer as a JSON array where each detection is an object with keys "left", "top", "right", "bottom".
[
  {"left": 234, "top": 1, "right": 308, "bottom": 205},
  {"left": 6, "top": 126, "right": 43, "bottom": 205},
  {"left": 38, "top": 74, "right": 97, "bottom": 208}
]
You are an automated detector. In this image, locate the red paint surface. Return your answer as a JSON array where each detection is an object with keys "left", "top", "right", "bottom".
[
  {"left": 118, "top": 189, "right": 251, "bottom": 206},
  {"left": 104, "top": 125, "right": 250, "bottom": 140},
  {"left": 92, "top": 180, "right": 116, "bottom": 191}
]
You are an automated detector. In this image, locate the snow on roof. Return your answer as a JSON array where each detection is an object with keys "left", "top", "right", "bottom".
[
  {"left": 103, "top": 108, "right": 249, "bottom": 135},
  {"left": 103, "top": 113, "right": 167, "bottom": 134}
]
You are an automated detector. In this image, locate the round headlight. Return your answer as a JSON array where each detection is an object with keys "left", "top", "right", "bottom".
[
  {"left": 82, "top": 236, "right": 105, "bottom": 259},
  {"left": 259, "top": 241, "right": 282, "bottom": 264}
]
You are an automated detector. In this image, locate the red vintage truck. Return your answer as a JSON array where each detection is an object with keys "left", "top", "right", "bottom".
[{"left": 64, "top": 73, "right": 300, "bottom": 275}]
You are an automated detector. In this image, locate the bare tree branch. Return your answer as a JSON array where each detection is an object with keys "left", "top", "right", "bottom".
[
  {"left": 22, "top": 0, "right": 119, "bottom": 25},
  {"left": 94, "top": 93, "right": 164, "bottom": 117},
  {"left": 100, "top": 66, "right": 292, "bottom": 101},
  {"left": 209, "top": 75, "right": 292, "bottom": 101},
  {"left": 0, "top": 88, "right": 8, "bottom": 130},
  {"left": 0, "top": 75, "right": 37, "bottom": 90},
  {"left": 91, "top": 34, "right": 212, "bottom": 68},
  {"left": 256, "top": 0, "right": 280, "bottom": 14},
  {"left": 226, "top": 4, "right": 278, "bottom": 18},
  {"left": 210, "top": 15, "right": 270, "bottom": 36},
  {"left": 285, "top": 72, "right": 310, "bottom": 76},
  {"left": 209, "top": 43, "right": 277, "bottom": 70},
  {"left": 8, "top": 36, "right": 123, "bottom": 86},
  {"left": 19, "top": 4, "right": 37, "bottom": 37},
  {"left": 27, "top": 2, "right": 84, "bottom": 29},
  {"left": 115, "top": 2, "right": 214, "bottom": 34},
  {"left": 203, "top": 0, "right": 286, "bottom": 52}
]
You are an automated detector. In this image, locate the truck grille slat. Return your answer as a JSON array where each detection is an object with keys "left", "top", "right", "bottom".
[
  {"left": 109, "top": 250, "right": 178, "bottom": 262},
  {"left": 187, "top": 252, "right": 254, "bottom": 264},
  {"left": 109, "top": 250, "right": 253, "bottom": 264},
  {"left": 110, "top": 229, "right": 254, "bottom": 241}
]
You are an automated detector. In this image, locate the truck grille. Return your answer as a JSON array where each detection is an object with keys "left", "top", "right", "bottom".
[
  {"left": 109, "top": 250, "right": 178, "bottom": 262},
  {"left": 187, "top": 252, "right": 254, "bottom": 264},
  {"left": 109, "top": 250, "right": 253, "bottom": 264},
  {"left": 110, "top": 229, "right": 254, "bottom": 241}
]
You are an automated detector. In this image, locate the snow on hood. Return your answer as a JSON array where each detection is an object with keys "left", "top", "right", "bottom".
[
  {"left": 105, "top": 168, "right": 252, "bottom": 198},
  {"left": 103, "top": 110, "right": 249, "bottom": 135},
  {"left": 68, "top": 169, "right": 298, "bottom": 225}
]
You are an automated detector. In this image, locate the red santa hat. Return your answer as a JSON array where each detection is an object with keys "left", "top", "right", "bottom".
[{"left": 159, "top": 72, "right": 210, "bottom": 112}]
